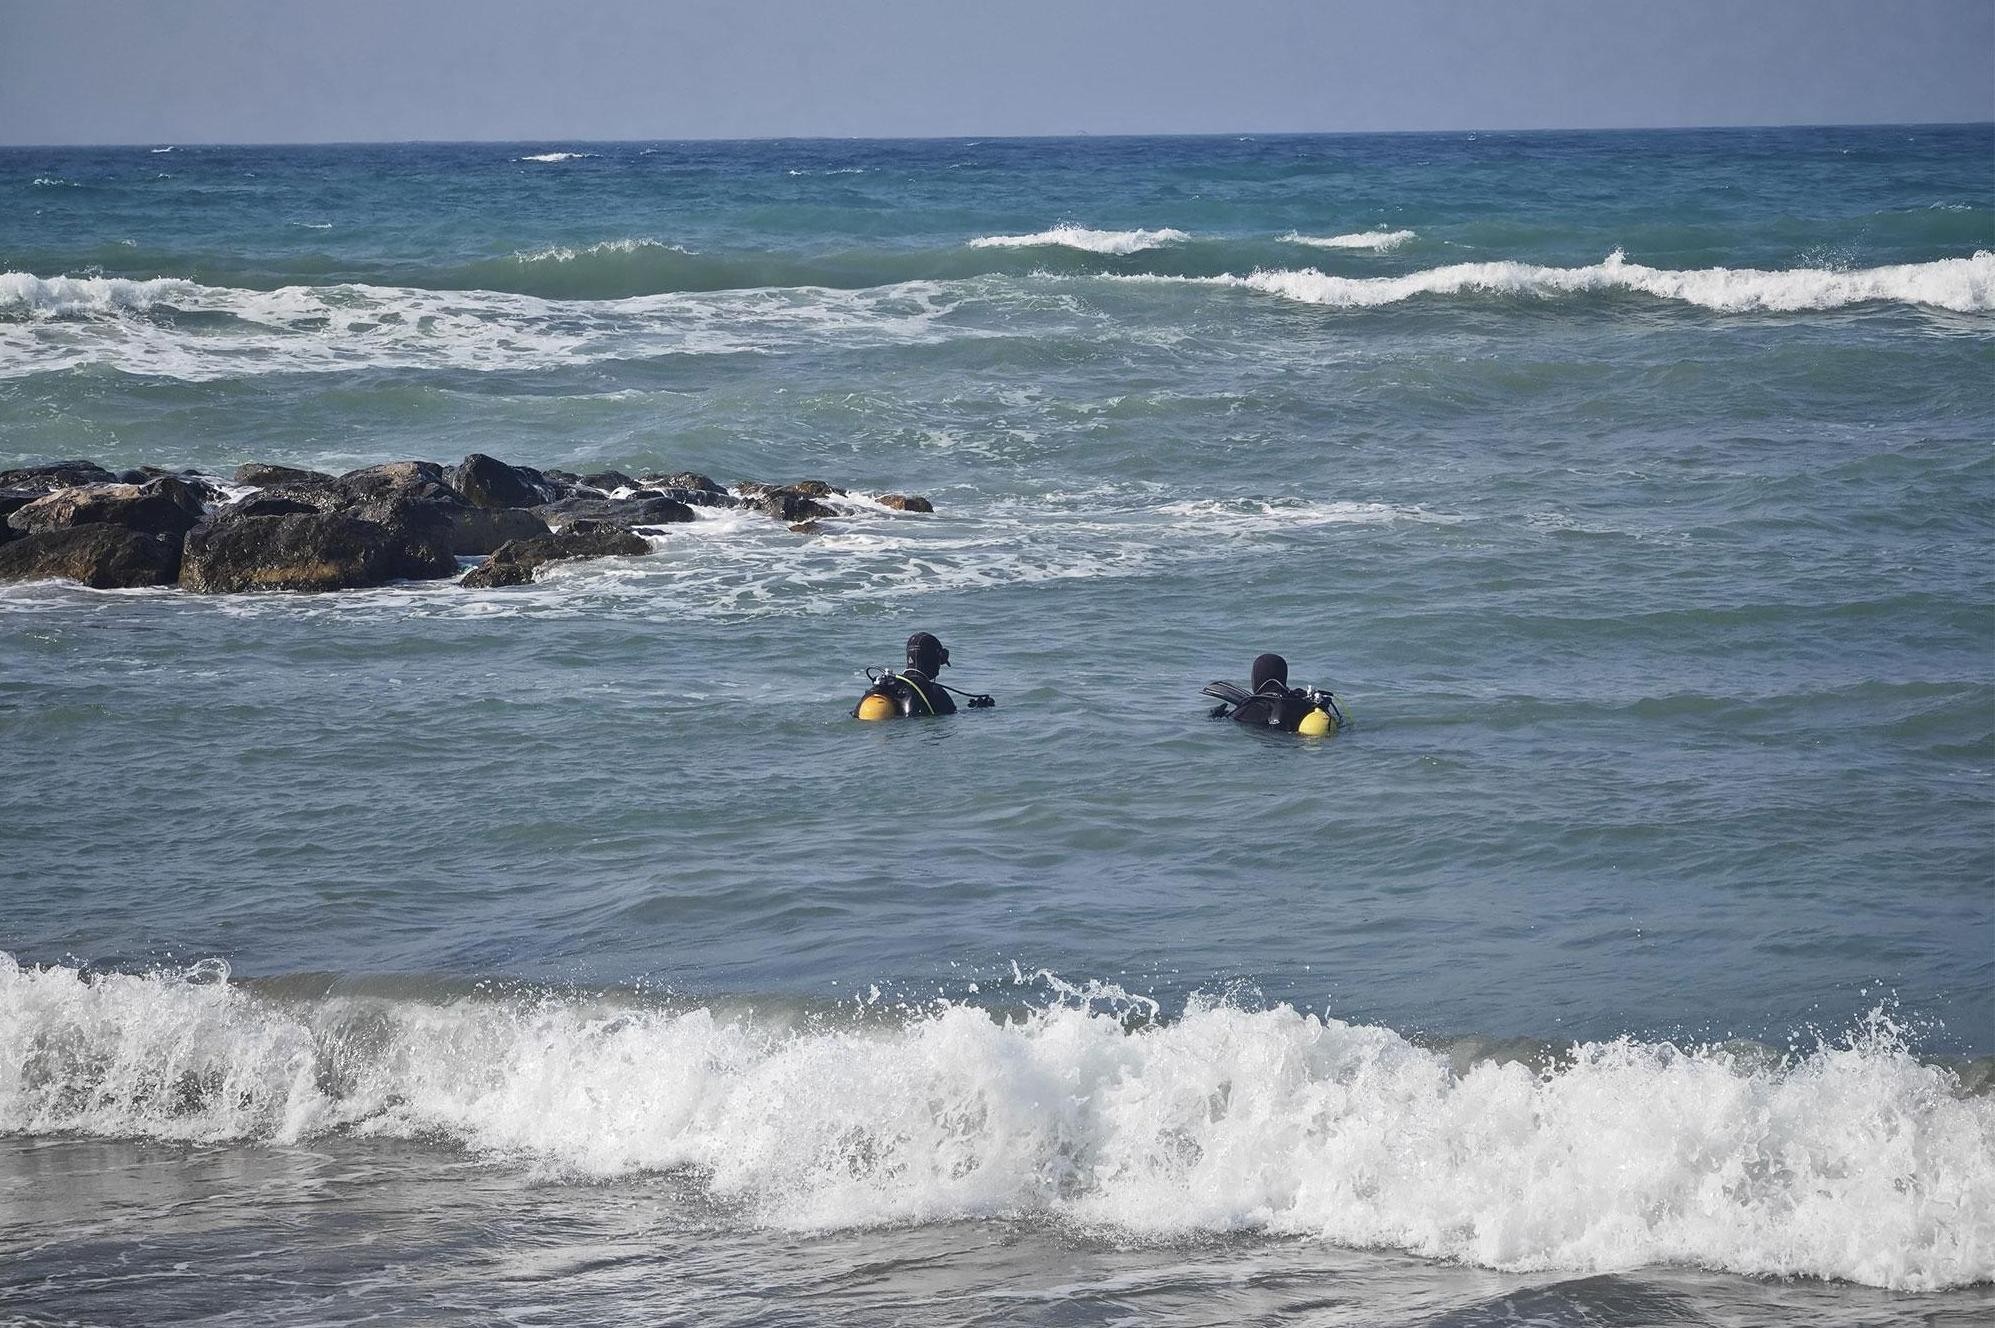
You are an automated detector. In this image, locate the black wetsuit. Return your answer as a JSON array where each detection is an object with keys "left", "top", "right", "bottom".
[
  {"left": 893, "top": 669, "right": 956, "bottom": 716},
  {"left": 1228, "top": 684, "right": 1313, "bottom": 732}
]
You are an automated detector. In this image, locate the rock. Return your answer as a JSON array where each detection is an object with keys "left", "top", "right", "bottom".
[
  {"left": 7, "top": 477, "right": 208, "bottom": 538},
  {"left": 533, "top": 494, "right": 696, "bottom": 532},
  {"left": 757, "top": 488, "right": 839, "bottom": 523},
  {"left": 450, "top": 453, "right": 557, "bottom": 510},
  {"left": 0, "top": 460, "right": 119, "bottom": 492},
  {"left": 235, "top": 462, "right": 334, "bottom": 488},
  {"left": 877, "top": 493, "right": 934, "bottom": 513},
  {"left": 580, "top": 470, "right": 638, "bottom": 492},
  {"left": 332, "top": 460, "right": 457, "bottom": 506},
  {"left": 179, "top": 510, "right": 445, "bottom": 593},
  {"left": 788, "top": 479, "right": 845, "bottom": 498},
  {"left": 461, "top": 520, "right": 651, "bottom": 589},
  {"left": 439, "top": 504, "right": 550, "bottom": 555},
  {"left": 788, "top": 520, "right": 823, "bottom": 535},
  {"left": 0, "top": 526, "right": 182, "bottom": 588},
  {"left": 0, "top": 488, "right": 38, "bottom": 523},
  {"left": 229, "top": 495, "right": 323, "bottom": 518}
]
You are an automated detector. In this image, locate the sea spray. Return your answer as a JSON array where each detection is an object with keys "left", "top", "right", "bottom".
[{"left": 2, "top": 954, "right": 1988, "bottom": 1291}]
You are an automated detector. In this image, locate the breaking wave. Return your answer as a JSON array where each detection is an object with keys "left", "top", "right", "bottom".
[
  {"left": 1, "top": 955, "right": 1987, "bottom": 1291},
  {"left": 1195, "top": 250, "right": 1995, "bottom": 313},
  {"left": 0, "top": 271, "right": 983, "bottom": 380},
  {"left": 970, "top": 226, "right": 1190, "bottom": 255},
  {"left": 510, "top": 237, "right": 698, "bottom": 264},
  {"left": 1283, "top": 229, "right": 1416, "bottom": 251},
  {"left": 517, "top": 152, "right": 597, "bottom": 164}
]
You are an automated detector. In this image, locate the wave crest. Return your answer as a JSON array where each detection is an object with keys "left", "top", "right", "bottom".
[
  {"left": 517, "top": 151, "right": 597, "bottom": 163},
  {"left": 1, "top": 954, "right": 1988, "bottom": 1291},
  {"left": 1210, "top": 250, "right": 1995, "bottom": 313},
  {"left": 970, "top": 226, "right": 1189, "bottom": 255},
  {"left": 1282, "top": 229, "right": 1416, "bottom": 251}
]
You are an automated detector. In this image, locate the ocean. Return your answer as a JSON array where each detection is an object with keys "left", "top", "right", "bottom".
[{"left": 1, "top": 126, "right": 1991, "bottom": 1325}]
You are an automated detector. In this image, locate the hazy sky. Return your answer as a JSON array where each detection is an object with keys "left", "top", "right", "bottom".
[{"left": 2, "top": 0, "right": 1991, "bottom": 145}]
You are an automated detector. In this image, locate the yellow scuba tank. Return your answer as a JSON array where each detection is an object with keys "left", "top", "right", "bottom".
[
  {"left": 855, "top": 690, "right": 898, "bottom": 721},
  {"left": 1296, "top": 706, "right": 1333, "bottom": 736}
]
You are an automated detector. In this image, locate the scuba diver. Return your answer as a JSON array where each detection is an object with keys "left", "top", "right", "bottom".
[
  {"left": 853, "top": 632, "right": 996, "bottom": 720},
  {"left": 1202, "top": 652, "right": 1344, "bottom": 736}
]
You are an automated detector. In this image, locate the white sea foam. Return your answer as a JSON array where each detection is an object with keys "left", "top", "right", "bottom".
[
  {"left": 0, "top": 953, "right": 1987, "bottom": 1291},
  {"left": 1165, "top": 250, "right": 1995, "bottom": 314},
  {"left": 971, "top": 226, "right": 1190, "bottom": 255},
  {"left": 1282, "top": 229, "right": 1416, "bottom": 252},
  {"left": 31, "top": 177, "right": 80, "bottom": 188},
  {"left": 0, "top": 272, "right": 980, "bottom": 381},
  {"left": 517, "top": 152, "right": 597, "bottom": 163}
]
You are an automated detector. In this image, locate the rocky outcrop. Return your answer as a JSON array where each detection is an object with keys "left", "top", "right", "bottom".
[
  {"left": 451, "top": 453, "right": 558, "bottom": 510},
  {"left": 234, "top": 462, "right": 334, "bottom": 488},
  {"left": 7, "top": 477, "right": 208, "bottom": 538},
  {"left": 533, "top": 494, "right": 696, "bottom": 532},
  {"left": 460, "top": 520, "right": 651, "bottom": 589},
  {"left": 0, "top": 454, "right": 939, "bottom": 594},
  {"left": 756, "top": 488, "right": 840, "bottom": 523},
  {"left": 0, "top": 460, "right": 120, "bottom": 492},
  {"left": 0, "top": 526, "right": 182, "bottom": 588},
  {"left": 642, "top": 472, "right": 736, "bottom": 506},
  {"left": 180, "top": 509, "right": 451, "bottom": 593}
]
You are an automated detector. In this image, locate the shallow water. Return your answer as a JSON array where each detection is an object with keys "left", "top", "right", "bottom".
[{"left": 2, "top": 127, "right": 1992, "bottom": 1322}]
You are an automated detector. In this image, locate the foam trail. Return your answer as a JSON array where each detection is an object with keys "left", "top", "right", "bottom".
[
  {"left": 1283, "top": 229, "right": 1416, "bottom": 251},
  {"left": 971, "top": 226, "right": 1189, "bottom": 255},
  {"left": 1190, "top": 250, "right": 1995, "bottom": 313},
  {"left": 517, "top": 152, "right": 597, "bottom": 163},
  {"left": 1, "top": 954, "right": 1988, "bottom": 1292}
]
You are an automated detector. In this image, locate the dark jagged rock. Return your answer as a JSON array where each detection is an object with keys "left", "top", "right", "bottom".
[
  {"left": 7, "top": 478, "right": 208, "bottom": 538},
  {"left": 788, "top": 479, "right": 846, "bottom": 498},
  {"left": 235, "top": 462, "right": 334, "bottom": 488},
  {"left": 533, "top": 494, "right": 696, "bottom": 532},
  {"left": 0, "top": 488, "right": 37, "bottom": 523},
  {"left": 441, "top": 505, "right": 550, "bottom": 555},
  {"left": 180, "top": 509, "right": 450, "bottom": 593},
  {"left": 461, "top": 520, "right": 651, "bottom": 589},
  {"left": 0, "top": 526, "right": 182, "bottom": 588},
  {"left": 788, "top": 520, "right": 823, "bottom": 535},
  {"left": 877, "top": 494, "right": 935, "bottom": 513},
  {"left": 757, "top": 488, "right": 839, "bottom": 523},
  {"left": 580, "top": 470, "right": 638, "bottom": 492},
  {"left": 230, "top": 495, "right": 323, "bottom": 518},
  {"left": 115, "top": 467, "right": 224, "bottom": 502},
  {"left": 0, "top": 460, "right": 119, "bottom": 492},
  {"left": 641, "top": 471, "right": 731, "bottom": 502},
  {"left": 332, "top": 460, "right": 457, "bottom": 506},
  {"left": 450, "top": 453, "right": 558, "bottom": 510}
]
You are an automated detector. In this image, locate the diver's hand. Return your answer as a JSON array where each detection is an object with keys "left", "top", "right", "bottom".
[{"left": 967, "top": 694, "right": 996, "bottom": 709}]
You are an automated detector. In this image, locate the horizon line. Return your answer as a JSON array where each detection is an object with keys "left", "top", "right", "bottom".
[{"left": 4, "top": 119, "right": 1991, "bottom": 152}]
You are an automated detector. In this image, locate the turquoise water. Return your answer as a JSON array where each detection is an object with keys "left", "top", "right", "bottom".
[{"left": 2, "top": 127, "right": 1992, "bottom": 1323}]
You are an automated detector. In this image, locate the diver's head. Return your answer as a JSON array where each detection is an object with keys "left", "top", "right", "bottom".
[
  {"left": 1251, "top": 652, "right": 1289, "bottom": 693},
  {"left": 906, "top": 632, "right": 950, "bottom": 676}
]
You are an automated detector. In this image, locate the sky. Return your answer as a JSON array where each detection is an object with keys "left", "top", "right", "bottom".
[{"left": 1, "top": 0, "right": 1991, "bottom": 146}]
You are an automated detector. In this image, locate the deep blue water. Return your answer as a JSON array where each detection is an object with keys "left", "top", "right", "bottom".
[{"left": 2, "top": 127, "right": 1992, "bottom": 1323}]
